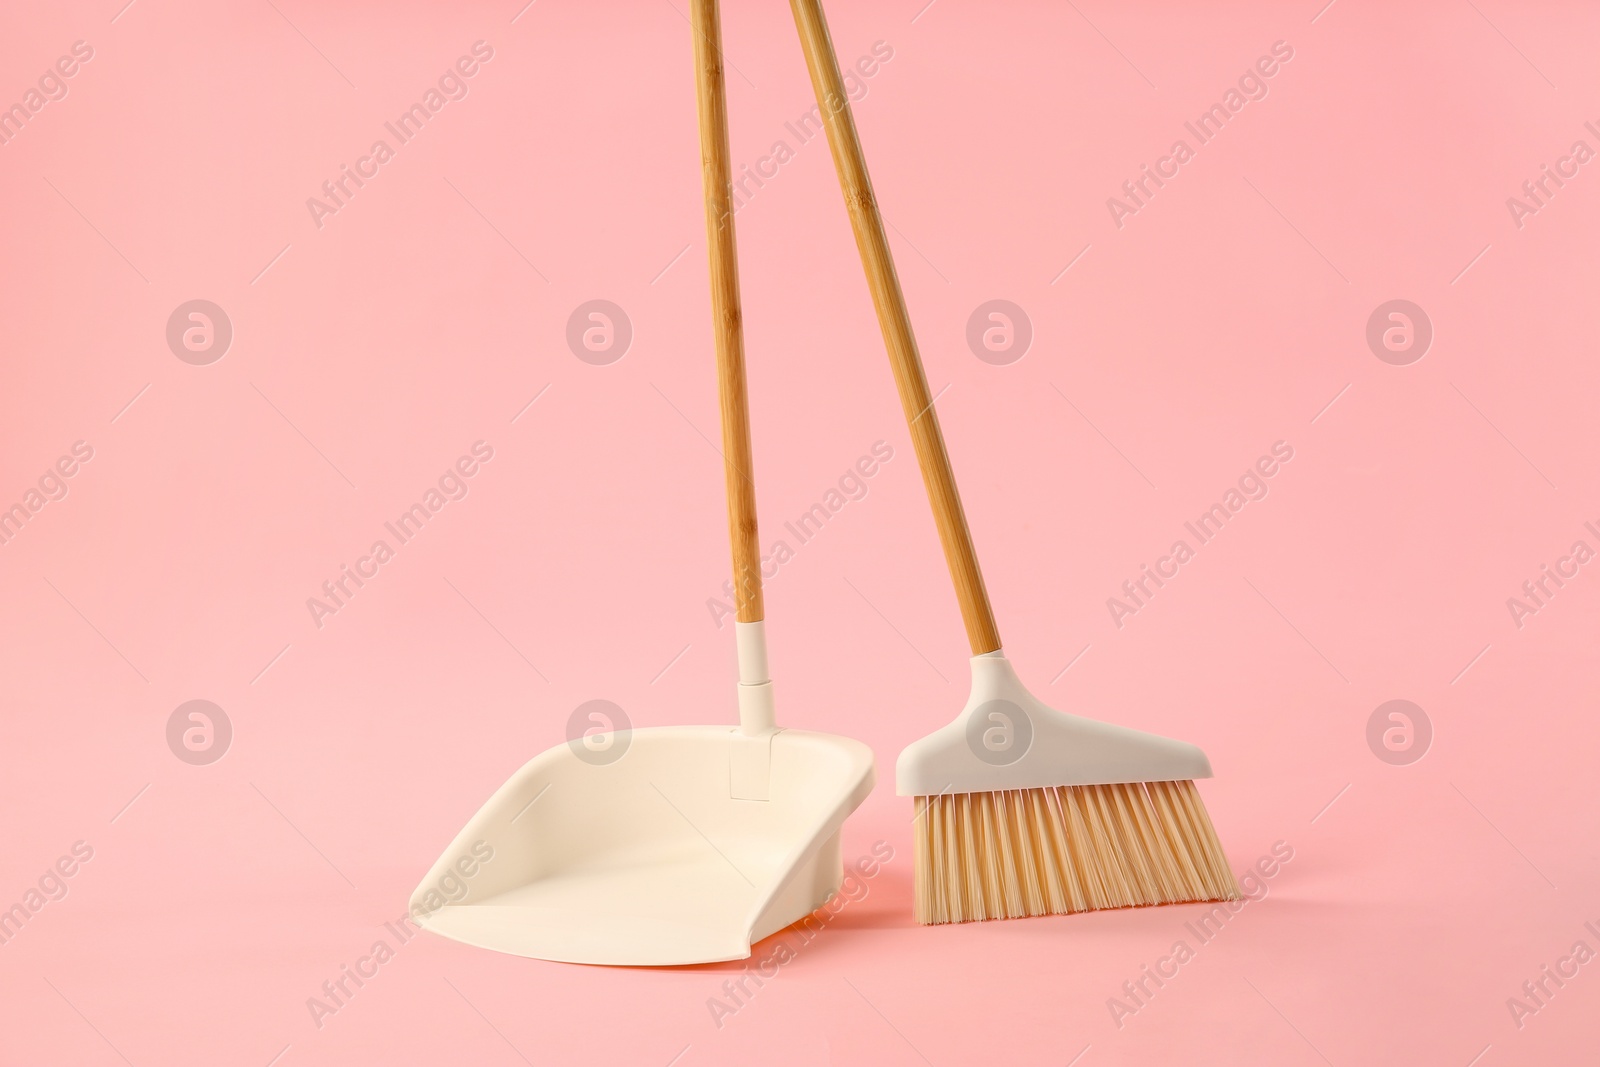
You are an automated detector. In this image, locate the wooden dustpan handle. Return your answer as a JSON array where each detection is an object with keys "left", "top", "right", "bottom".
[
  {"left": 692, "top": 0, "right": 764, "bottom": 626},
  {"left": 788, "top": 0, "right": 1001, "bottom": 655}
]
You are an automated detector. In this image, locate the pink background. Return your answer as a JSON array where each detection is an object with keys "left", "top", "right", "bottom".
[{"left": 2, "top": 0, "right": 1598, "bottom": 1063}]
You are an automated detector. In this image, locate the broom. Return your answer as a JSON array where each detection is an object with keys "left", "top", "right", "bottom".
[{"left": 786, "top": 0, "right": 1240, "bottom": 924}]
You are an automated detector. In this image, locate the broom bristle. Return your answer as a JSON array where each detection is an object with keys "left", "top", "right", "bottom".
[{"left": 913, "top": 780, "right": 1239, "bottom": 925}]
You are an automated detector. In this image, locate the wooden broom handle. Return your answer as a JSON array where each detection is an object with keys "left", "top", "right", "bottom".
[
  {"left": 788, "top": 0, "right": 1001, "bottom": 655},
  {"left": 692, "top": 0, "right": 764, "bottom": 624}
]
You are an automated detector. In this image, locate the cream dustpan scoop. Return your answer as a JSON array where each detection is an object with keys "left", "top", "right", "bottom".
[{"left": 409, "top": 0, "right": 874, "bottom": 966}]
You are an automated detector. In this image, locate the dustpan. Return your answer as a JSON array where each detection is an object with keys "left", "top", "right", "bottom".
[
  {"left": 409, "top": 0, "right": 875, "bottom": 966},
  {"left": 411, "top": 724, "right": 873, "bottom": 965}
]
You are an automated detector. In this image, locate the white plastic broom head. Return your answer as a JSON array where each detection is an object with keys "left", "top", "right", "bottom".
[{"left": 896, "top": 651, "right": 1213, "bottom": 796}]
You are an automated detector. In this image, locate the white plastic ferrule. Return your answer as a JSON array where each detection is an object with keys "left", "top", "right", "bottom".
[
  {"left": 735, "top": 621, "right": 776, "bottom": 735},
  {"left": 737, "top": 682, "right": 776, "bottom": 735},
  {"left": 735, "top": 621, "right": 770, "bottom": 685}
]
